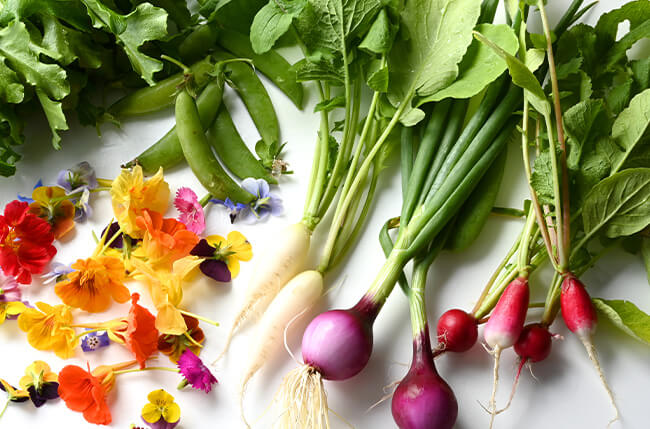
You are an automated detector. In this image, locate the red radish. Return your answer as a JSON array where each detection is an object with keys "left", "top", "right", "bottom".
[
  {"left": 482, "top": 276, "right": 529, "bottom": 428},
  {"left": 392, "top": 326, "right": 458, "bottom": 429},
  {"left": 560, "top": 275, "right": 619, "bottom": 424},
  {"left": 514, "top": 323, "right": 552, "bottom": 363},
  {"left": 436, "top": 309, "right": 478, "bottom": 352}
]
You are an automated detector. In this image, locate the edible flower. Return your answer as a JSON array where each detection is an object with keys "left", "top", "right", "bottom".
[
  {"left": 177, "top": 350, "right": 218, "bottom": 393},
  {"left": 0, "top": 379, "right": 30, "bottom": 403},
  {"left": 74, "top": 188, "right": 92, "bottom": 222},
  {"left": 112, "top": 293, "right": 159, "bottom": 368},
  {"left": 81, "top": 331, "right": 110, "bottom": 352},
  {"left": 57, "top": 161, "right": 98, "bottom": 193},
  {"left": 0, "top": 270, "right": 21, "bottom": 302},
  {"left": 190, "top": 231, "right": 252, "bottom": 282},
  {"left": 41, "top": 262, "right": 74, "bottom": 285},
  {"left": 28, "top": 186, "right": 76, "bottom": 239},
  {"left": 111, "top": 166, "right": 170, "bottom": 238},
  {"left": 133, "top": 211, "right": 199, "bottom": 269},
  {"left": 17, "top": 179, "right": 43, "bottom": 204},
  {"left": 19, "top": 361, "right": 59, "bottom": 407},
  {"left": 158, "top": 314, "right": 204, "bottom": 363},
  {"left": 54, "top": 255, "right": 129, "bottom": 313},
  {"left": 18, "top": 302, "right": 77, "bottom": 359},
  {"left": 0, "top": 301, "right": 26, "bottom": 324},
  {"left": 0, "top": 200, "right": 57, "bottom": 284},
  {"left": 211, "top": 197, "right": 248, "bottom": 223},
  {"left": 141, "top": 389, "right": 180, "bottom": 429},
  {"left": 241, "top": 178, "right": 283, "bottom": 222},
  {"left": 174, "top": 187, "right": 205, "bottom": 234}
]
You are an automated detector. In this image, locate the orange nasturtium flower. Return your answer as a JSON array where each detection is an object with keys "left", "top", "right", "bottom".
[
  {"left": 110, "top": 165, "right": 170, "bottom": 238},
  {"left": 28, "top": 186, "right": 76, "bottom": 239},
  {"left": 133, "top": 210, "right": 199, "bottom": 269},
  {"left": 18, "top": 302, "right": 77, "bottom": 359},
  {"left": 55, "top": 255, "right": 129, "bottom": 313}
]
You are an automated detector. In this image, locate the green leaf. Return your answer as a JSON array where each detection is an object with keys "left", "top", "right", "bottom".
[
  {"left": 388, "top": 0, "right": 481, "bottom": 124},
  {"left": 525, "top": 48, "right": 545, "bottom": 73},
  {"left": 81, "top": 0, "right": 168, "bottom": 85},
  {"left": 564, "top": 99, "right": 608, "bottom": 168},
  {"left": 366, "top": 59, "right": 388, "bottom": 92},
  {"left": 36, "top": 89, "right": 69, "bottom": 150},
  {"left": 39, "top": 14, "right": 103, "bottom": 69},
  {"left": 582, "top": 168, "right": 650, "bottom": 240},
  {"left": 314, "top": 95, "right": 346, "bottom": 112},
  {"left": 294, "top": 57, "right": 344, "bottom": 84},
  {"left": 250, "top": 0, "right": 306, "bottom": 54},
  {"left": 0, "top": 0, "right": 92, "bottom": 31},
  {"left": 473, "top": 29, "right": 550, "bottom": 116},
  {"left": 609, "top": 88, "right": 650, "bottom": 174},
  {"left": 531, "top": 149, "right": 555, "bottom": 206},
  {"left": 593, "top": 298, "right": 650, "bottom": 345},
  {"left": 0, "top": 21, "right": 69, "bottom": 101},
  {"left": 642, "top": 237, "right": 650, "bottom": 285},
  {"left": 0, "top": 55, "right": 24, "bottom": 104},
  {"left": 359, "top": 9, "right": 395, "bottom": 55},
  {"left": 631, "top": 58, "right": 650, "bottom": 92},
  {"left": 421, "top": 24, "right": 518, "bottom": 103}
]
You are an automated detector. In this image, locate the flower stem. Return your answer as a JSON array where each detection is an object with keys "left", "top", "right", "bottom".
[
  {"left": 97, "top": 178, "right": 113, "bottom": 187},
  {"left": 113, "top": 367, "right": 179, "bottom": 376},
  {"left": 0, "top": 399, "right": 9, "bottom": 420},
  {"left": 199, "top": 193, "right": 212, "bottom": 207},
  {"left": 178, "top": 310, "right": 219, "bottom": 328},
  {"left": 184, "top": 332, "right": 203, "bottom": 349}
]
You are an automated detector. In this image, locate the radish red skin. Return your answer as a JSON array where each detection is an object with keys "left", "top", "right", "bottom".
[
  {"left": 560, "top": 275, "right": 597, "bottom": 337},
  {"left": 436, "top": 309, "right": 478, "bottom": 352},
  {"left": 514, "top": 323, "right": 552, "bottom": 363},
  {"left": 392, "top": 326, "right": 458, "bottom": 429},
  {"left": 301, "top": 296, "right": 378, "bottom": 381},
  {"left": 483, "top": 277, "right": 530, "bottom": 349}
]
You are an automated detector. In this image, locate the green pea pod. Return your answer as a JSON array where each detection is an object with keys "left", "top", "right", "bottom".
[
  {"left": 179, "top": 23, "right": 220, "bottom": 64},
  {"left": 445, "top": 146, "right": 507, "bottom": 252},
  {"left": 175, "top": 90, "right": 254, "bottom": 203},
  {"left": 217, "top": 28, "right": 304, "bottom": 109},
  {"left": 213, "top": 50, "right": 280, "bottom": 146},
  {"left": 124, "top": 71, "right": 227, "bottom": 174},
  {"left": 109, "top": 56, "right": 215, "bottom": 118},
  {"left": 208, "top": 105, "right": 277, "bottom": 184}
]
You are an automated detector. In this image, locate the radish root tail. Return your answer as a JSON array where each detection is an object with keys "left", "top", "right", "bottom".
[
  {"left": 274, "top": 364, "right": 331, "bottom": 429},
  {"left": 488, "top": 346, "right": 502, "bottom": 429},
  {"left": 580, "top": 335, "right": 620, "bottom": 427},
  {"left": 494, "top": 357, "right": 527, "bottom": 415}
]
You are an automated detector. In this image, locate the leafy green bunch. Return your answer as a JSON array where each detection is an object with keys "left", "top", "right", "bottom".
[{"left": 0, "top": 0, "right": 198, "bottom": 176}]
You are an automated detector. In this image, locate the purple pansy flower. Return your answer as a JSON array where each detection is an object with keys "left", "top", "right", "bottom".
[
  {"left": 27, "top": 382, "right": 60, "bottom": 408},
  {"left": 57, "top": 161, "right": 98, "bottom": 193},
  {"left": 141, "top": 418, "right": 179, "bottom": 429},
  {"left": 190, "top": 240, "right": 231, "bottom": 282},
  {"left": 81, "top": 330, "right": 110, "bottom": 352},
  {"left": 0, "top": 270, "right": 21, "bottom": 302},
  {"left": 240, "top": 178, "right": 283, "bottom": 223},
  {"left": 41, "top": 263, "right": 74, "bottom": 285},
  {"left": 177, "top": 349, "right": 218, "bottom": 393}
]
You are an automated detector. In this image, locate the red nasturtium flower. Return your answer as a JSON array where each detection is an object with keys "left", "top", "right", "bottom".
[
  {"left": 113, "top": 293, "right": 159, "bottom": 368},
  {"left": 58, "top": 364, "right": 112, "bottom": 425},
  {"left": 0, "top": 201, "right": 56, "bottom": 284}
]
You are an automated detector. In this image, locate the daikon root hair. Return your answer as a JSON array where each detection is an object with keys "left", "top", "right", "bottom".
[{"left": 579, "top": 335, "right": 619, "bottom": 427}]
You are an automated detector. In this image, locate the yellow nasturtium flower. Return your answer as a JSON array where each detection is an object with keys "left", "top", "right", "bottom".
[
  {"left": 141, "top": 389, "right": 181, "bottom": 424},
  {"left": 110, "top": 165, "right": 170, "bottom": 238},
  {"left": 17, "top": 302, "right": 77, "bottom": 359}
]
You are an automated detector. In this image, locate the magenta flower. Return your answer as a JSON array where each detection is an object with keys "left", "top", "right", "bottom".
[
  {"left": 0, "top": 270, "right": 21, "bottom": 302},
  {"left": 174, "top": 187, "right": 205, "bottom": 235},
  {"left": 177, "top": 349, "right": 218, "bottom": 393}
]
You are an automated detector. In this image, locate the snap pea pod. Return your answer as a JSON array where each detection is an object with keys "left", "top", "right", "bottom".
[
  {"left": 178, "top": 23, "right": 220, "bottom": 64},
  {"left": 175, "top": 89, "right": 254, "bottom": 203},
  {"left": 208, "top": 105, "right": 277, "bottom": 184},
  {"left": 217, "top": 28, "right": 304, "bottom": 109},
  {"left": 109, "top": 56, "right": 215, "bottom": 118},
  {"left": 445, "top": 146, "right": 507, "bottom": 252},
  {"left": 124, "top": 67, "right": 227, "bottom": 174},
  {"left": 213, "top": 50, "right": 280, "bottom": 146}
]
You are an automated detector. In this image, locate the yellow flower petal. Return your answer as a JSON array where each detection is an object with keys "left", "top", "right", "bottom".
[
  {"left": 226, "top": 256, "right": 241, "bottom": 279},
  {"left": 155, "top": 303, "right": 187, "bottom": 335},
  {"left": 141, "top": 403, "right": 162, "bottom": 423},
  {"left": 162, "top": 402, "right": 181, "bottom": 423},
  {"left": 205, "top": 234, "right": 226, "bottom": 249},
  {"left": 226, "top": 231, "right": 253, "bottom": 261}
]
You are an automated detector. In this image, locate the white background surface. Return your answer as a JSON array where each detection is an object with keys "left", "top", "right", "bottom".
[{"left": 1, "top": 1, "right": 650, "bottom": 428}]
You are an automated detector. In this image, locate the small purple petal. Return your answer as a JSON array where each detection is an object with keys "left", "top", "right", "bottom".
[
  {"left": 142, "top": 417, "right": 179, "bottom": 429},
  {"left": 177, "top": 349, "right": 218, "bottom": 393},
  {"left": 57, "top": 162, "right": 98, "bottom": 193},
  {"left": 81, "top": 331, "right": 110, "bottom": 352},
  {"left": 101, "top": 222, "right": 124, "bottom": 249},
  {"left": 190, "top": 239, "right": 216, "bottom": 258},
  {"left": 28, "top": 382, "right": 59, "bottom": 407},
  {"left": 0, "top": 270, "right": 21, "bottom": 302},
  {"left": 41, "top": 263, "right": 74, "bottom": 285},
  {"left": 199, "top": 260, "right": 231, "bottom": 283},
  {"left": 241, "top": 178, "right": 262, "bottom": 196}
]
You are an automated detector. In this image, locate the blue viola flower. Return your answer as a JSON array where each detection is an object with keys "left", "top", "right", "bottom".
[
  {"left": 210, "top": 197, "right": 248, "bottom": 223},
  {"left": 81, "top": 330, "right": 110, "bottom": 352},
  {"left": 241, "top": 178, "right": 283, "bottom": 222},
  {"left": 41, "top": 263, "right": 74, "bottom": 285},
  {"left": 57, "top": 161, "right": 98, "bottom": 193},
  {"left": 17, "top": 179, "right": 43, "bottom": 203}
]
